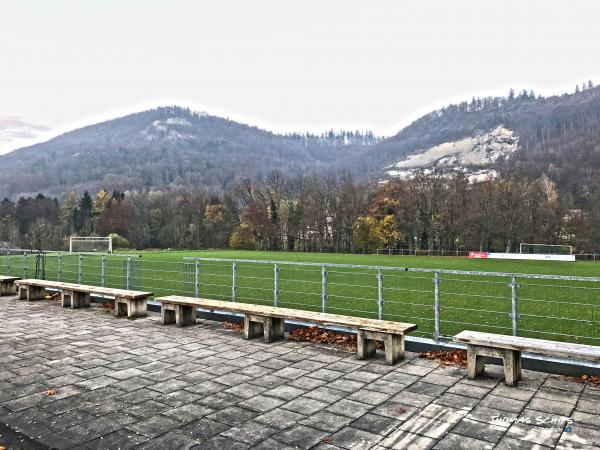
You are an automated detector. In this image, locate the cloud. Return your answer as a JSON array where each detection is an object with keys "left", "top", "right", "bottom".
[{"left": 0, "top": 116, "right": 51, "bottom": 155}]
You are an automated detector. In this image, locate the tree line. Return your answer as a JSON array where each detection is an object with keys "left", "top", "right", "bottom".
[{"left": 1, "top": 170, "right": 599, "bottom": 254}]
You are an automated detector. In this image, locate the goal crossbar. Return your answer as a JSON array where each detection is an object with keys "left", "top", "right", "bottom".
[{"left": 69, "top": 237, "right": 113, "bottom": 254}]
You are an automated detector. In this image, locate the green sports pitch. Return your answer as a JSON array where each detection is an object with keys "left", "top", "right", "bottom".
[{"left": 3, "top": 249, "right": 599, "bottom": 345}]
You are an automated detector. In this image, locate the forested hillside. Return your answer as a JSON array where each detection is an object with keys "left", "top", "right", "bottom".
[{"left": 0, "top": 107, "right": 379, "bottom": 198}]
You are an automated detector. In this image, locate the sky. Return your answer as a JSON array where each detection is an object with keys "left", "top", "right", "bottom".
[{"left": 1, "top": 0, "right": 600, "bottom": 154}]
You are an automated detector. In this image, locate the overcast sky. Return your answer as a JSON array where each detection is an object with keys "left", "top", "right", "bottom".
[{"left": 1, "top": 0, "right": 599, "bottom": 154}]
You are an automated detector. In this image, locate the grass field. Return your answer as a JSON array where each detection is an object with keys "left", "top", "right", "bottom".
[{"left": 2, "top": 249, "right": 599, "bottom": 345}]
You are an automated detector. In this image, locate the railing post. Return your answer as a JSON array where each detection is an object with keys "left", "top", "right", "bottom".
[
  {"left": 57, "top": 254, "right": 62, "bottom": 282},
  {"left": 6, "top": 252, "right": 10, "bottom": 276},
  {"left": 434, "top": 272, "right": 441, "bottom": 342},
  {"left": 510, "top": 276, "right": 520, "bottom": 336},
  {"left": 377, "top": 269, "right": 384, "bottom": 320},
  {"left": 78, "top": 254, "right": 83, "bottom": 283},
  {"left": 126, "top": 256, "right": 132, "bottom": 290},
  {"left": 321, "top": 265, "right": 327, "bottom": 313},
  {"left": 22, "top": 252, "right": 27, "bottom": 279},
  {"left": 101, "top": 255, "right": 106, "bottom": 287},
  {"left": 194, "top": 259, "right": 200, "bottom": 297},
  {"left": 274, "top": 263, "right": 279, "bottom": 307},
  {"left": 231, "top": 261, "right": 237, "bottom": 302}
]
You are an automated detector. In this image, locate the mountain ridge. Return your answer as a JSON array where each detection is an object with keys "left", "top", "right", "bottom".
[{"left": 1, "top": 84, "right": 599, "bottom": 206}]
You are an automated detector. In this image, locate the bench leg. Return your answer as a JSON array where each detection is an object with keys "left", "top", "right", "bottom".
[
  {"left": 384, "top": 334, "right": 405, "bottom": 365},
  {"left": 26, "top": 285, "right": 45, "bottom": 301},
  {"left": 1, "top": 280, "right": 17, "bottom": 296},
  {"left": 19, "top": 286, "right": 28, "bottom": 300},
  {"left": 61, "top": 291, "right": 72, "bottom": 307},
  {"left": 176, "top": 304, "right": 196, "bottom": 326},
  {"left": 264, "top": 317, "right": 284, "bottom": 343},
  {"left": 124, "top": 297, "right": 147, "bottom": 318},
  {"left": 503, "top": 349, "right": 522, "bottom": 386},
  {"left": 357, "top": 331, "right": 377, "bottom": 360},
  {"left": 467, "top": 344, "right": 486, "bottom": 379},
  {"left": 71, "top": 291, "right": 90, "bottom": 308},
  {"left": 244, "top": 314, "right": 264, "bottom": 340},
  {"left": 161, "top": 305, "right": 176, "bottom": 325}
]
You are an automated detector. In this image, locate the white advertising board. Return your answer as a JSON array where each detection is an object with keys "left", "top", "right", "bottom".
[{"left": 487, "top": 253, "right": 575, "bottom": 262}]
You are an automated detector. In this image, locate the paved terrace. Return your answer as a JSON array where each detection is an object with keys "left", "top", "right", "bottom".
[{"left": 0, "top": 296, "right": 599, "bottom": 450}]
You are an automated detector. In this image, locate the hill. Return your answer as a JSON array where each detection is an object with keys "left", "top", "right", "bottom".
[
  {"left": 1, "top": 84, "right": 600, "bottom": 205},
  {"left": 0, "top": 107, "right": 379, "bottom": 198}
]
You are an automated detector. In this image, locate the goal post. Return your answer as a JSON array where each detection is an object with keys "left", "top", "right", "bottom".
[
  {"left": 519, "top": 243, "right": 572, "bottom": 255},
  {"left": 69, "top": 236, "right": 113, "bottom": 254}
]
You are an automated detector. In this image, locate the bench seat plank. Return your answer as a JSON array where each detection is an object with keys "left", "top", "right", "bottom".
[
  {"left": 454, "top": 330, "right": 600, "bottom": 362},
  {"left": 156, "top": 295, "right": 417, "bottom": 334},
  {"left": 16, "top": 279, "right": 152, "bottom": 300}
]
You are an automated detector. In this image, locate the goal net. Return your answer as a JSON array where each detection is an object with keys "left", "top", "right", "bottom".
[
  {"left": 69, "top": 236, "right": 113, "bottom": 253},
  {"left": 519, "top": 243, "right": 572, "bottom": 255}
]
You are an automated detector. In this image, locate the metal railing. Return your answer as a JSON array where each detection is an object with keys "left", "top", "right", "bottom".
[{"left": 1, "top": 250, "right": 598, "bottom": 346}]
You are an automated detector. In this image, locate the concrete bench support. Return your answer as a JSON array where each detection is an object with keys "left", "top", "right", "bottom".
[
  {"left": 161, "top": 303, "right": 196, "bottom": 326},
  {"left": 467, "top": 343, "right": 522, "bottom": 386},
  {"left": 0, "top": 278, "right": 18, "bottom": 296},
  {"left": 19, "top": 285, "right": 45, "bottom": 301},
  {"left": 358, "top": 330, "right": 405, "bottom": 365},
  {"left": 114, "top": 296, "right": 147, "bottom": 319},
  {"left": 61, "top": 290, "right": 90, "bottom": 309},
  {"left": 244, "top": 314, "right": 284, "bottom": 343}
]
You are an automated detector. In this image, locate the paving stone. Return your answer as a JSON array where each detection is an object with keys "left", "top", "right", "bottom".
[
  {"left": 379, "top": 429, "right": 438, "bottom": 450},
  {"left": 350, "top": 412, "right": 400, "bottom": 435},
  {"left": 557, "top": 424, "right": 600, "bottom": 448},
  {"left": 494, "top": 436, "right": 553, "bottom": 449},
  {"left": 128, "top": 414, "right": 181, "bottom": 437},
  {"left": 326, "top": 378, "right": 366, "bottom": 393},
  {"left": 433, "top": 432, "right": 494, "bottom": 449},
  {"left": 346, "top": 389, "right": 391, "bottom": 406},
  {"left": 299, "top": 411, "right": 354, "bottom": 433},
  {"left": 207, "top": 406, "right": 259, "bottom": 426},
  {"left": 446, "top": 382, "right": 491, "bottom": 399},
  {"left": 418, "top": 402, "right": 469, "bottom": 424},
  {"left": 220, "top": 420, "right": 278, "bottom": 445},
  {"left": 404, "top": 381, "right": 447, "bottom": 397},
  {"left": 369, "top": 401, "right": 418, "bottom": 421},
  {"left": 479, "top": 394, "right": 527, "bottom": 413},
  {"left": 329, "top": 426, "right": 381, "bottom": 449},
  {"left": 238, "top": 394, "right": 286, "bottom": 413},
  {"left": 505, "top": 422, "right": 563, "bottom": 447},
  {"left": 179, "top": 417, "right": 230, "bottom": 441},
  {"left": 304, "top": 386, "right": 348, "bottom": 403},
  {"left": 326, "top": 399, "right": 373, "bottom": 419},
  {"left": 398, "top": 414, "right": 455, "bottom": 439},
  {"left": 450, "top": 417, "right": 506, "bottom": 443},
  {"left": 263, "top": 384, "right": 306, "bottom": 401},
  {"left": 254, "top": 408, "right": 306, "bottom": 430},
  {"left": 83, "top": 428, "right": 149, "bottom": 449},
  {"left": 124, "top": 399, "right": 172, "bottom": 419},
  {"left": 390, "top": 390, "right": 436, "bottom": 409},
  {"left": 272, "top": 424, "right": 331, "bottom": 449},
  {"left": 163, "top": 402, "right": 214, "bottom": 423},
  {"left": 138, "top": 429, "right": 198, "bottom": 450},
  {"left": 282, "top": 396, "right": 329, "bottom": 415},
  {"left": 527, "top": 397, "right": 574, "bottom": 416},
  {"left": 191, "top": 435, "right": 250, "bottom": 450}
]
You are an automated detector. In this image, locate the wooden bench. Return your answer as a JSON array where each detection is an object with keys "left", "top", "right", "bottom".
[
  {"left": 15, "top": 279, "right": 153, "bottom": 318},
  {"left": 454, "top": 330, "right": 600, "bottom": 386},
  {"left": 0, "top": 276, "right": 20, "bottom": 296},
  {"left": 156, "top": 295, "right": 417, "bottom": 365}
]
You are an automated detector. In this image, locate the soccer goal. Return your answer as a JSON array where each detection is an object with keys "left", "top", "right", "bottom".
[
  {"left": 519, "top": 243, "right": 572, "bottom": 255},
  {"left": 69, "top": 236, "right": 113, "bottom": 254}
]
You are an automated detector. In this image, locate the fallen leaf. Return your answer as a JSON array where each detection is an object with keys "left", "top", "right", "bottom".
[
  {"left": 394, "top": 405, "right": 407, "bottom": 414},
  {"left": 321, "top": 436, "right": 333, "bottom": 444},
  {"left": 47, "top": 387, "right": 57, "bottom": 396}
]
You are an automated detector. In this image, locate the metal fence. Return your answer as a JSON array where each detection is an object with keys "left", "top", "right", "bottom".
[{"left": 1, "top": 251, "right": 599, "bottom": 346}]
